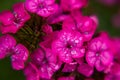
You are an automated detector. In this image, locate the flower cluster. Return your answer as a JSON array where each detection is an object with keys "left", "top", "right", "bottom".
[{"left": 0, "top": 0, "right": 120, "bottom": 80}]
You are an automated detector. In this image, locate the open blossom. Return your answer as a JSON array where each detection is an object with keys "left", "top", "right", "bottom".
[
  {"left": 31, "top": 47, "right": 61, "bottom": 79},
  {"left": 86, "top": 36, "right": 113, "bottom": 71},
  {"left": 25, "top": 0, "right": 58, "bottom": 17},
  {"left": 11, "top": 44, "right": 29, "bottom": 70},
  {"left": 60, "top": 0, "right": 88, "bottom": 11},
  {"left": 52, "top": 30, "right": 85, "bottom": 63},
  {"left": 62, "top": 13, "right": 97, "bottom": 41},
  {"left": 0, "top": 2, "right": 30, "bottom": 34},
  {"left": 0, "top": 34, "right": 16, "bottom": 59}
]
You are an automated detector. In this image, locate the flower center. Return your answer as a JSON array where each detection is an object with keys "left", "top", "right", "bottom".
[
  {"left": 66, "top": 43, "right": 72, "bottom": 49},
  {"left": 38, "top": 2, "right": 46, "bottom": 9}
]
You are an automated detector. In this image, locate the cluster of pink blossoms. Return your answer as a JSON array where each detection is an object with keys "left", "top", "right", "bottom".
[{"left": 0, "top": 0, "right": 120, "bottom": 80}]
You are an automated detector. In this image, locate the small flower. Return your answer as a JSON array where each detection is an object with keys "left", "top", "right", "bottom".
[
  {"left": 11, "top": 44, "right": 29, "bottom": 70},
  {"left": 86, "top": 36, "right": 113, "bottom": 71},
  {"left": 0, "top": 2, "right": 30, "bottom": 34},
  {"left": 31, "top": 47, "right": 61, "bottom": 79},
  {"left": 39, "top": 48, "right": 61, "bottom": 79},
  {"left": 25, "top": 0, "right": 58, "bottom": 17},
  {"left": 62, "top": 14, "right": 97, "bottom": 41},
  {"left": 0, "top": 34, "right": 16, "bottom": 59},
  {"left": 24, "top": 62, "right": 40, "bottom": 80},
  {"left": 60, "top": 0, "right": 88, "bottom": 11},
  {"left": 77, "top": 63, "right": 94, "bottom": 77},
  {"left": 52, "top": 30, "right": 85, "bottom": 63}
]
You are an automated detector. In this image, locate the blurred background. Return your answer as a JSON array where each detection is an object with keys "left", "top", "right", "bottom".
[{"left": 0, "top": 0, "right": 120, "bottom": 80}]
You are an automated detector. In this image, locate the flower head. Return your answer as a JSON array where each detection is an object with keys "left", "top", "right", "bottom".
[
  {"left": 62, "top": 14, "right": 97, "bottom": 41},
  {"left": 31, "top": 47, "right": 61, "bottom": 79},
  {"left": 11, "top": 44, "right": 29, "bottom": 70},
  {"left": 0, "top": 34, "right": 16, "bottom": 59},
  {"left": 25, "top": 0, "right": 58, "bottom": 17},
  {"left": 52, "top": 30, "right": 85, "bottom": 63},
  {"left": 0, "top": 2, "right": 30, "bottom": 34},
  {"left": 86, "top": 36, "right": 113, "bottom": 71}
]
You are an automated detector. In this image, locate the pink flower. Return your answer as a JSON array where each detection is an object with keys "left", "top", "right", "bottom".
[
  {"left": 77, "top": 63, "right": 94, "bottom": 77},
  {"left": 38, "top": 48, "right": 61, "bottom": 79},
  {"left": 0, "top": 2, "right": 30, "bottom": 34},
  {"left": 0, "top": 34, "right": 16, "bottom": 59},
  {"left": 11, "top": 44, "right": 29, "bottom": 70},
  {"left": 25, "top": 0, "right": 58, "bottom": 17},
  {"left": 60, "top": 0, "right": 88, "bottom": 11},
  {"left": 31, "top": 47, "right": 61, "bottom": 79},
  {"left": 24, "top": 62, "right": 40, "bottom": 80},
  {"left": 62, "top": 14, "right": 97, "bottom": 41},
  {"left": 86, "top": 36, "right": 113, "bottom": 71},
  {"left": 52, "top": 30, "right": 85, "bottom": 63}
]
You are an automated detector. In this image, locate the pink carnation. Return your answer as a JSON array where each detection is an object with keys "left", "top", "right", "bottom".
[
  {"left": 0, "top": 2, "right": 30, "bottom": 34},
  {"left": 25, "top": 0, "right": 58, "bottom": 17},
  {"left": 86, "top": 36, "right": 113, "bottom": 71},
  {"left": 52, "top": 30, "right": 85, "bottom": 63}
]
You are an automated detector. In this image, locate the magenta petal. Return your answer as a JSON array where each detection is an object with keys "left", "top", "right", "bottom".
[
  {"left": 24, "top": 62, "right": 39, "bottom": 80},
  {"left": 71, "top": 47, "right": 85, "bottom": 58},
  {"left": 25, "top": 0, "right": 39, "bottom": 13},
  {"left": 62, "top": 16, "right": 76, "bottom": 30},
  {"left": 31, "top": 48, "right": 45, "bottom": 67},
  {"left": 0, "top": 24, "right": 18, "bottom": 34},
  {"left": 0, "top": 10, "right": 14, "bottom": 25},
  {"left": 86, "top": 51, "right": 96, "bottom": 67},
  {"left": 95, "top": 59, "right": 105, "bottom": 71},
  {"left": 36, "top": 4, "right": 58, "bottom": 17},
  {"left": 0, "top": 34, "right": 16, "bottom": 59},
  {"left": 44, "top": 0, "right": 55, "bottom": 5},
  {"left": 59, "top": 49, "right": 73, "bottom": 63},
  {"left": 42, "top": 24, "right": 53, "bottom": 34},
  {"left": 13, "top": 2, "right": 30, "bottom": 23},
  {"left": 101, "top": 51, "right": 113, "bottom": 66},
  {"left": 11, "top": 44, "right": 29, "bottom": 70},
  {"left": 62, "top": 62, "right": 77, "bottom": 72},
  {"left": 61, "top": 0, "right": 88, "bottom": 11},
  {"left": 0, "top": 45, "right": 7, "bottom": 59},
  {"left": 77, "top": 63, "right": 94, "bottom": 77},
  {"left": 39, "top": 65, "right": 54, "bottom": 79},
  {"left": 11, "top": 57, "right": 24, "bottom": 70},
  {"left": 0, "top": 34, "right": 16, "bottom": 50}
]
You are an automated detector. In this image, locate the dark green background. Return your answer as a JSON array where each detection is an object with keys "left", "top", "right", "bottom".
[{"left": 0, "top": 0, "right": 120, "bottom": 80}]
